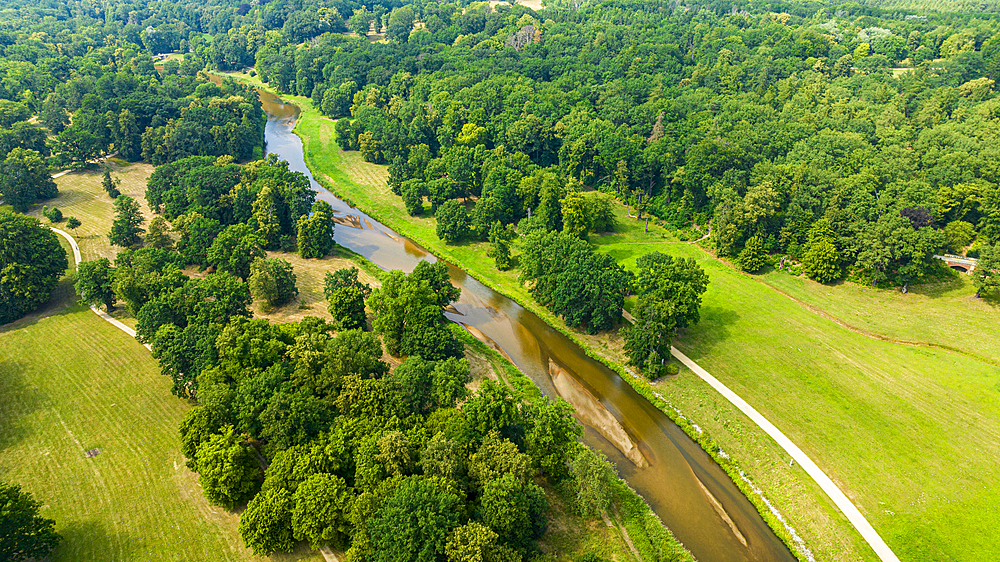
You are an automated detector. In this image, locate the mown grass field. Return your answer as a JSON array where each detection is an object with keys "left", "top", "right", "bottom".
[
  {"left": 593, "top": 217, "right": 1000, "bottom": 561},
  {"left": 0, "top": 283, "right": 322, "bottom": 562},
  {"left": 759, "top": 269, "right": 1000, "bottom": 363},
  {"left": 31, "top": 160, "right": 155, "bottom": 262},
  {"left": 286, "top": 93, "right": 1000, "bottom": 561}
]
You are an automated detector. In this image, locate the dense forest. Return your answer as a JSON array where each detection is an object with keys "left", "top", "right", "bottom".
[
  {"left": 241, "top": 0, "right": 1000, "bottom": 290},
  {"left": 4, "top": 0, "right": 1000, "bottom": 559}
]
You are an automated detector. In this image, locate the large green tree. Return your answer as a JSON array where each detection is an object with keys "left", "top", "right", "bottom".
[
  {"left": 297, "top": 200, "right": 336, "bottom": 258},
  {"left": 195, "top": 426, "right": 260, "bottom": 509},
  {"left": 0, "top": 211, "right": 68, "bottom": 324},
  {"left": 435, "top": 200, "right": 470, "bottom": 243},
  {"left": 75, "top": 258, "right": 117, "bottom": 312},
  {"left": 239, "top": 488, "right": 295, "bottom": 556},
  {"left": 369, "top": 269, "right": 462, "bottom": 360},
  {"left": 291, "top": 473, "right": 353, "bottom": 549},
  {"left": 109, "top": 195, "right": 145, "bottom": 247},
  {"left": 624, "top": 253, "right": 709, "bottom": 379},
  {"left": 207, "top": 224, "right": 266, "bottom": 280},
  {"left": 974, "top": 243, "right": 1000, "bottom": 298},
  {"left": 0, "top": 148, "right": 56, "bottom": 212},
  {"left": 248, "top": 257, "right": 298, "bottom": 311},
  {"left": 367, "top": 476, "right": 461, "bottom": 562},
  {"left": 479, "top": 473, "right": 547, "bottom": 553},
  {"left": 324, "top": 267, "right": 371, "bottom": 330}
]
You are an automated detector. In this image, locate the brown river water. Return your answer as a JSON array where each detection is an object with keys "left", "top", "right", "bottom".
[{"left": 255, "top": 87, "right": 796, "bottom": 562}]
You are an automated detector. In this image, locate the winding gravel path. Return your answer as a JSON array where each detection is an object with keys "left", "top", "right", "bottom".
[{"left": 49, "top": 226, "right": 151, "bottom": 351}]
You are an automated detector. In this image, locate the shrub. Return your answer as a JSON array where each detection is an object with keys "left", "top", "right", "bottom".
[
  {"left": 42, "top": 206, "right": 62, "bottom": 222},
  {"left": 66, "top": 216, "right": 81, "bottom": 229}
]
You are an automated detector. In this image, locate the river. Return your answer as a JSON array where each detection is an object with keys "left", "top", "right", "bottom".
[{"left": 257, "top": 88, "right": 796, "bottom": 562}]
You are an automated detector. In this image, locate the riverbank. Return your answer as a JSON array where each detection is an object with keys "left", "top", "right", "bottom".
[
  {"left": 243, "top": 80, "right": 823, "bottom": 560},
  {"left": 221, "top": 71, "right": 1000, "bottom": 561}
]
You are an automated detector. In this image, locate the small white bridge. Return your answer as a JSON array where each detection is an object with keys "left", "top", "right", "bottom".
[{"left": 934, "top": 254, "right": 978, "bottom": 273}]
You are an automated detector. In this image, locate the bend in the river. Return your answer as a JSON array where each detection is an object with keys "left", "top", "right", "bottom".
[{"left": 258, "top": 88, "right": 796, "bottom": 562}]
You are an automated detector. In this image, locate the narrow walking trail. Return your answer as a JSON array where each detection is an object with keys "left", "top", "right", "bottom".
[
  {"left": 670, "top": 347, "right": 900, "bottom": 562},
  {"left": 49, "top": 226, "right": 150, "bottom": 350},
  {"left": 622, "top": 306, "right": 899, "bottom": 561}
]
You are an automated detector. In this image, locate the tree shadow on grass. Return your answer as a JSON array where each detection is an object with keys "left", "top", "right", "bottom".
[
  {"left": 0, "top": 360, "right": 47, "bottom": 454},
  {"left": 0, "top": 277, "right": 79, "bottom": 336},
  {"left": 673, "top": 305, "right": 740, "bottom": 360},
  {"left": 54, "top": 519, "right": 127, "bottom": 561}
]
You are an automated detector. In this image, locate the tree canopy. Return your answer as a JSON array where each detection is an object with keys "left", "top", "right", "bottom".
[{"left": 0, "top": 211, "right": 68, "bottom": 324}]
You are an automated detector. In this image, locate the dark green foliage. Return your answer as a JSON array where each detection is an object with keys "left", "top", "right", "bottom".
[
  {"left": 369, "top": 269, "right": 463, "bottom": 360},
  {"left": 108, "top": 195, "right": 145, "bottom": 248},
  {"left": 112, "top": 247, "right": 187, "bottom": 316},
  {"left": 410, "top": 261, "right": 460, "bottom": 308},
  {"left": 102, "top": 169, "right": 121, "bottom": 199},
  {"left": 207, "top": 224, "right": 266, "bottom": 280},
  {"left": 145, "top": 217, "right": 173, "bottom": 250},
  {"left": 0, "top": 149, "right": 55, "bottom": 212},
  {"left": 179, "top": 407, "right": 224, "bottom": 471},
  {"left": 175, "top": 213, "right": 223, "bottom": 267},
  {"left": 384, "top": 356, "right": 471, "bottom": 417},
  {"left": 297, "top": 200, "right": 337, "bottom": 258},
  {"left": 335, "top": 119, "right": 357, "bottom": 151},
  {"left": 435, "top": 199, "right": 470, "bottom": 243},
  {"left": 974, "top": 244, "right": 1000, "bottom": 297},
  {"left": 624, "top": 253, "right": 708, "bottom": 380},
  {"left": 75, "top": 258, "right": 116, "bottom": 312},
  {"left": 487, "top": 222, "right": 515, "bottom": 271},
  {"left": 738, "top": 235, "right": 767, "bottom": 273},
  {"left": 367, "top": 476, "right": 461, "bottom": 562},
  {"left": 479, "top": 473, "right": 547, "bottom": 553},
  {"left": 324, "top": 267, "right": 371, "bottom": 330},
  {"left": 386, "top": 6, "right": 416, "bottom": 42},
  {"left": 0, "top": 211, "right": 68, "bottom": 324},
  {"left": 40, "top": 94, "right": 69, "bottom": 135},
  {"left": 66, "top": 217, "right": 81, "bottom": 229},
  {"left": 41, "top": 206, "right": 62, "bottom": 223},
  {"left": 520, "top": 230, "right": 631, "bottom": 333},
  {"left": 248, "top": 257, "right": 298, "bottom": 311},
  {"left": 461, "top": 380, "right": 526, "bottom": 447},
  {"left": 0, "top": 481, "right": 61, "bottom": 562},
  {"left": 402, "top": 179, "right": 427, "bottom": 215},
  {"left": 525, "top": 398, "right": 582, "bottom": 481}
]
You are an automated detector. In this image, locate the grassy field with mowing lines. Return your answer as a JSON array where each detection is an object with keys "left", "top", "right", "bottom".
[
  {"left": 284, "top": 92, "right": 1000, "bottom": 560},
  {"left": 0, "top": 283, "right": 321, "bottom": 562},
  {"left": 758, "top": 269, "right": 1000, "bottom": 363},
  {"left": 31, "top": 160, "right": 156, "bottom": 262}
]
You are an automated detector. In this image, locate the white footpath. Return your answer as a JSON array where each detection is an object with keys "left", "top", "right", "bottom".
[{"left": 671, "top": 346, "right": 900, "bottom": 562}]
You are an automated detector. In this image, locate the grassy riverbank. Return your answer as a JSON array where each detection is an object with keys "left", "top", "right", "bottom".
[{"left": 274, "top": 84, "right": 1000, "bottom": 561}]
